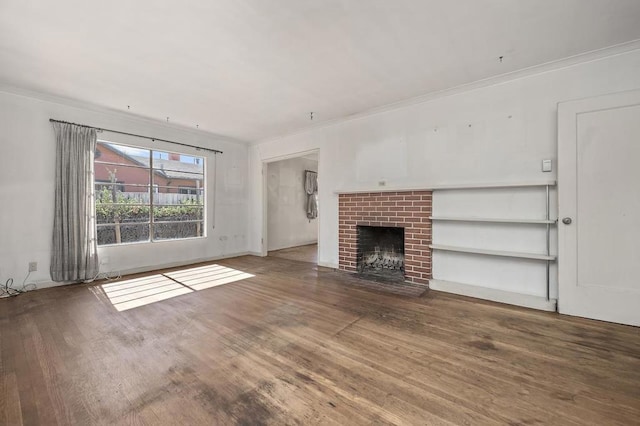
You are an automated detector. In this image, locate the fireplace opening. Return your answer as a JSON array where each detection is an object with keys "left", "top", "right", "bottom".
[{"left": 357, "top": 225, "right": 405, "bottom": 281}]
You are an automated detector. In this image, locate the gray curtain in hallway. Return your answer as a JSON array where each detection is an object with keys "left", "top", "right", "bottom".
[
  {"left": 51, "top": 122, "right": 99, "bottom": 282},
  {"left": 304, "top": 170, "right": 318, "bottom": 220}
]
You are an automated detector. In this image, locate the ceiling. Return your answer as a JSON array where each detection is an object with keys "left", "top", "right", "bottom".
[{"left": 1, "top": 1, "right": 640, "bottom": 143}]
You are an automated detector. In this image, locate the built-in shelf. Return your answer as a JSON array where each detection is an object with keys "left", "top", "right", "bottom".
[
  {"left": 334, "top": 180, "right": 556, "bottom": 194},
  {"left": 426, "top": 181, "right": 556, "bottom": 309},
  {"left": 429, "top": 216, "right": 557, "bottom": 224},
  {"left": 429, "top": 244, "right": 556, "bottom": 261}
]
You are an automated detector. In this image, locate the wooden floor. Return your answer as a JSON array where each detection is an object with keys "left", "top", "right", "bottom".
[
  {"left": 268, "top": 243, "right": 318, "bottom": 264},
  {"left": 1, "top": 255, "right": 639, "bottom": 425}
]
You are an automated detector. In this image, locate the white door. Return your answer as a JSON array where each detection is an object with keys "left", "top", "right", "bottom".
[{"left": 558, "top": 90, "right": 640, "bottom": 326}]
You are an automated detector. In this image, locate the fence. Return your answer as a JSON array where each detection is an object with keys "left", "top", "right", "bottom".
[{"left": 120, "top": 192, "right": 202, "bottom": 205}]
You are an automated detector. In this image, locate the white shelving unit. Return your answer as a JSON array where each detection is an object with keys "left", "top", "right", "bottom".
[
  {"left": 429, "top": 244, "right": 556, "bottom": 261},
  {"left": 334, "top": 180, "right": 557, "bottom": 194},
  {"left": 429, "top": 182, "right": 557, "bottom": 311},
  {"left": 430, "top": 216, "right": 556, "bottom": 225}
]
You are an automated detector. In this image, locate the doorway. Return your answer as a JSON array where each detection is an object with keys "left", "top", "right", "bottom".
[
  {"left": 558, "top": 89, "right": 640, "bottom": 326},
  {"left": 264, "top": 151, "right": 319, "bottom": 264}
]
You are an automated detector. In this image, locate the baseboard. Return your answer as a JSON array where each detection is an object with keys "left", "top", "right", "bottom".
[
  {"left": 113, "top": 251, "right": 251, "bottom": 277},
  {"left": 246, "top": 251, "right": 336, "bottom": 269},
  {"left": 17, "top": 280, "right": 61, "bottom": 291},
  {"left": 18, "top": 251, "right": 252, "bottom": 292},
  {"left": 429, "top": 279, "right": 557, "bottom": 312}
]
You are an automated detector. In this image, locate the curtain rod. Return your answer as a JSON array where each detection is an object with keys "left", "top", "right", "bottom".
[{"left": 49, "top": 119, "right": 223, "bottom": 154}]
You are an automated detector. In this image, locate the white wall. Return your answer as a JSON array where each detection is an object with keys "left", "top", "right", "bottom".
[
  {"left": 0, "top": 89, "right": 249, "bottom": 289},
  {"left": 248, "top": 49, "right": 640, "bottom": 299},
  {"left": 266, "top": 156, "right": 318, "bottom": 251}
]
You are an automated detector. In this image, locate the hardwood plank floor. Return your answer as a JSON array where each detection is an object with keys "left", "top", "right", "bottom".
[
  {"left": 1, "top": 255, "right": 639, "bottom": 425},
  {"left": 268, "top": 244, "right": 318, "bottom": 264}
]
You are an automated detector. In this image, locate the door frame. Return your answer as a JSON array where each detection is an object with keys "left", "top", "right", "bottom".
[{"left": 261, "top": 149, "right": 320, "bottom": 261}]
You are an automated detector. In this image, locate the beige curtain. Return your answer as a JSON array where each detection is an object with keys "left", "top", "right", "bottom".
[{"left": 51, "top": 122, "right": 99, "bottom": 282}]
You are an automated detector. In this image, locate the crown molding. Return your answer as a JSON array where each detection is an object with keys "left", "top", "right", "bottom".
[
  {"left": 254, "top": 39, "right": 640, "bottom": 145},
  {"left": 0, "top": 83, "right": 250, "bottom": 146},
  {"left": 2, "top": 38, "right": 639, "bottom": 147}
]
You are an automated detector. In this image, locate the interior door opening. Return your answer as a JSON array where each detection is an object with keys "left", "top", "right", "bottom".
[{"left": 263, "top": 151, "right": 319, "bottom": 265}]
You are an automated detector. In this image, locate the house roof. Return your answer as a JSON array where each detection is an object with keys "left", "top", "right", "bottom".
[
  {"left": 99, "top": 143, "right": 203, "bottom": 181},
  {"left": 130, "top": 155, "right": 204, "bottom": 181}
]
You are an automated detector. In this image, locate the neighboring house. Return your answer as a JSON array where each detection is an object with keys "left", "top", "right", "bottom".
[{"left": 94, "top": 143, "right": 203, "bottom": 194}]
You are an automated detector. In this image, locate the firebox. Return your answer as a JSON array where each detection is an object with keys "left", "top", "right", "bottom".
[{"left": 357, "top": 225, "right": 405, "bottom": 281}]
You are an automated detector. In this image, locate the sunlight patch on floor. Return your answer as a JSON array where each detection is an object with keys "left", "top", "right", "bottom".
[
  {"left": 164, "top": 264, "right": 255, "bottom": 291},
  {"left": 99, "top": 264, "right": 254, "bottom": 311}
]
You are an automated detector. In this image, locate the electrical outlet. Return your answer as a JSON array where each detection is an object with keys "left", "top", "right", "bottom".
[{"left": 28, "top": 262, "right": 38, "bottom": 272}]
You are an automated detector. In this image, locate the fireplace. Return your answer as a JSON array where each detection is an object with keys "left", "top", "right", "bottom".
[
  {"left": 357, "top": 225, "right": 405, "bottom": 280},
  {"left": 338, "top": 191, "right": 432, "bottom": 285}
]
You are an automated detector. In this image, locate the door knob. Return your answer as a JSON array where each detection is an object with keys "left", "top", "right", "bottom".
[{"left": 562, "top": 217, "right": 572, "bottom": 225}]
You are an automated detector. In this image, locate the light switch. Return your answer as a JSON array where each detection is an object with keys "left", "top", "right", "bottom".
[{"left": 542, "top": 159, "right": 552, "bottom": 172}]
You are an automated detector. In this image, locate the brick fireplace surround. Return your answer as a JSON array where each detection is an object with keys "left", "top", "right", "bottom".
[{"left": 338, "top": 191, "right": 433, "bottom": 285}]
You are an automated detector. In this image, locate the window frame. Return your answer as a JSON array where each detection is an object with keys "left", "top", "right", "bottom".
[{"left": 94, "top": 140, "right": 206, "bottom": 246}]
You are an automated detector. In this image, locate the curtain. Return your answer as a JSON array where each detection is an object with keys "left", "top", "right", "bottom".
[
  {"left": 51, "top": 122, "right": 99, "bottom": 282},
  {"left": 304, "top": 170, "right": 318, "bottom": 220}
]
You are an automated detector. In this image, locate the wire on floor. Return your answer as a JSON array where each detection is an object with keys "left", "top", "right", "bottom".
[{"left": 1, "top": 278, "right": 22, "bottom": 298}]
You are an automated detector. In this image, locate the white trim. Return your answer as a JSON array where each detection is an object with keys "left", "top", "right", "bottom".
[
  {"left": 318, "top": 261, "right": 338, "bottom": 269},
  {"left": 261, "top": 148, "right": 321, "bottom": 260},
  {"left": 0, "top": 84, "right": 248, "bottom": 145},
  {"left": 429, "top": 279, "right": 557, "bottom": 312},
  {"left": 4, "top": 41, "right": 639, "bottom": 145},
  {"left": 261, "top": 161, "right": 268, "bottom": 257},
  {"left": 255, "top": 41, "right": 640, "bottom": 145},
  {"left": 261, "top": 148, "right": 320, "bottom": 164},
  {"left": 334, "top": 181, "right": 556, "bottom": 194}
]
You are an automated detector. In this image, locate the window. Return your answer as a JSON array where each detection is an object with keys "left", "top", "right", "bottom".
[{"left": 94, "top": 141, "right": 205, "bottom": 246}]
